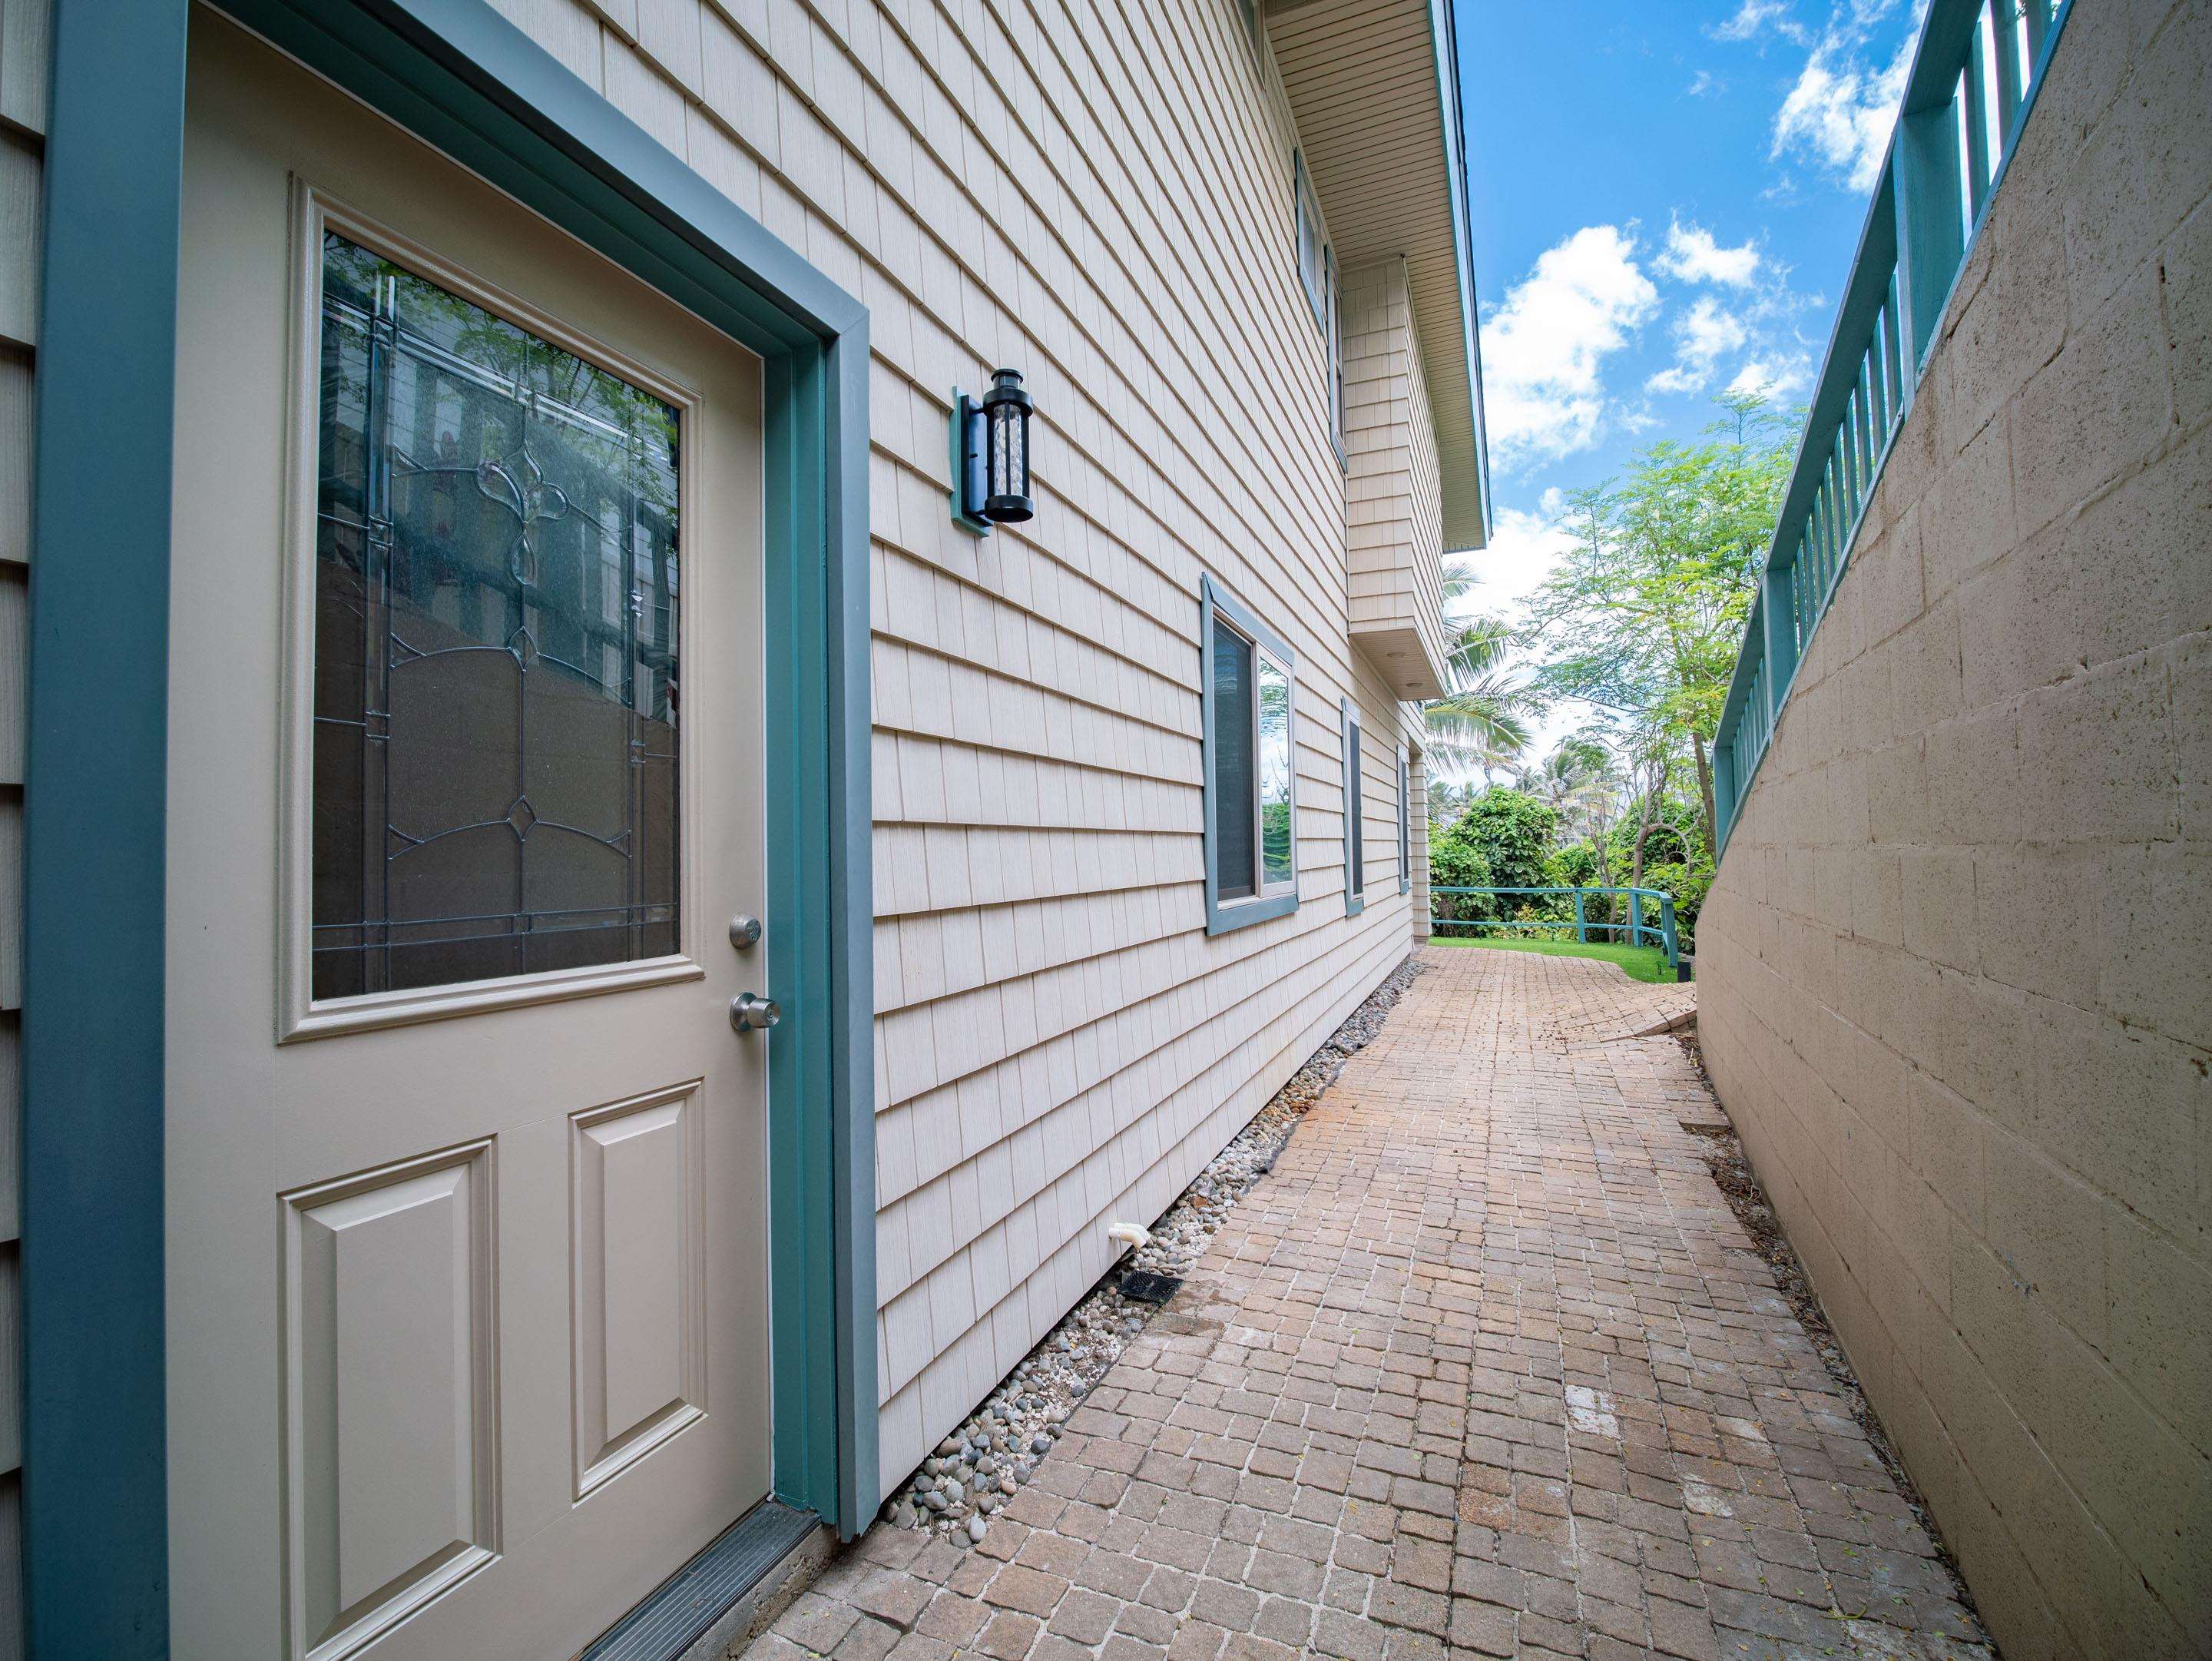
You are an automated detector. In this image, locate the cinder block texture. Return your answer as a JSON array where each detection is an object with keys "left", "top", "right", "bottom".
[{"left": 1698, "top": 3, "right": 2212, "bottom": 1656}]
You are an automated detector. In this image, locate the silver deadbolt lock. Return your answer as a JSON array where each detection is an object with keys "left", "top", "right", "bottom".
[
  {"left": 730, "top": 993, "right": 780, "bottom": 1033},
  {"left": 728, "top": 913, "right": 763, "bottom": 950}
]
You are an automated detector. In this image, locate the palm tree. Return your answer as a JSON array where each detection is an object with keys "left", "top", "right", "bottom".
[
  {"left": 1422, "top": 615, "right": 1535, "bottom": 782},
  {"left": 1517, "top": 738, "right": 1618, "bottom": 842}
]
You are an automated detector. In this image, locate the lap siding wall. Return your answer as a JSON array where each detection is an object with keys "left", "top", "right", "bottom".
[
  {"left": 1697, "top": 2, "right": 2210, "bottom": 1653},
  {"left": 485, "top": 0, "right": 1439, "bottom": 1494}
]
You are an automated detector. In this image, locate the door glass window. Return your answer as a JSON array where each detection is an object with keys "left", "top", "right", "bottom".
[{"left": 312, "top": 232, "right": 682, "bottom": 1000}]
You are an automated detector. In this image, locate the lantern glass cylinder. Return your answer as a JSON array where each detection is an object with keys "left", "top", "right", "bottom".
[{"left": 981, "top": 367, "right": 1034, "bottom": 523}]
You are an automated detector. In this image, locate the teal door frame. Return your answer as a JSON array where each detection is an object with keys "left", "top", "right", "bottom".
[{"left": 22, "top": 2, "right": 877, "bottom": 1653}]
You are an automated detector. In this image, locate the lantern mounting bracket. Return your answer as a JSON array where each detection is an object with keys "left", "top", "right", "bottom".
[{"left": 949, "top": 386, "right": 992, "bottom": 537}]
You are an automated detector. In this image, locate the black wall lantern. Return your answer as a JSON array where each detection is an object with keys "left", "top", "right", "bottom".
[{"left": 951, "top": 367, "right": 1035, "bottom": 532}]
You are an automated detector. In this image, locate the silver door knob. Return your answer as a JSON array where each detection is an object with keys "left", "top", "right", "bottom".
[{"left": 730, "top": 993, "right": 780, "bottom": 1033}]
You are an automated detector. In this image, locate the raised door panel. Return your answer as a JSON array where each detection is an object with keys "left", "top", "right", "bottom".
[
  {"left": 283, "top": 1144, "right": 497, "bottom": 1661},
  {"left": 572, "top": 1084, "right": 704, "bottom": 1497}
]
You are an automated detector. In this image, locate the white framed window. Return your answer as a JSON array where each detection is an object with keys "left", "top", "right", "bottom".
[{"left": 1202, "top": 577, "right": 1298, "bottom": 934}]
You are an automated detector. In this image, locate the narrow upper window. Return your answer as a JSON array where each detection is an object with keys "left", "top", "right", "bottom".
[
  {"left": 1294, "top": 151, "right": 1326, "bottom": 327},
  {"left": 1326, "top": 245, "right": 1345, "bottom": 456},
  {"left": 1396, "top": 746, "right": 1412, "bottom": 894},
  {"left": 1294, "top": 153, "right": 1345, "bottom": 456},
  {"left": 1234, "top": 0, "right": 1261, "bottom": 54},
  {"left": 1202, "top": 577, "right": 1297, "bottom": 934},
  {"left": 1342, "top": 700, "right": 1365, "bottom": 915}
]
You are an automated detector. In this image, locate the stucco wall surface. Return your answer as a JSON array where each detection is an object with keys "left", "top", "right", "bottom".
[
  {"left": 481, "top": 0, "right": 1440, "bottom": 1495},
  {"left": 1695, "top": 2, "right": 2210, "bottom": 1655}
]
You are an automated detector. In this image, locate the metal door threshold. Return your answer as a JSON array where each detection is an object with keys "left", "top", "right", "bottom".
[{"left": 580, "top": 1499, "right": 826, "bottom": 1661}]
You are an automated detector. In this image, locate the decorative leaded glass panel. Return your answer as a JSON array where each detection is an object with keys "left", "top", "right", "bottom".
[{"left": 311, "top": 232, "right": 682, "bottom": 1000}]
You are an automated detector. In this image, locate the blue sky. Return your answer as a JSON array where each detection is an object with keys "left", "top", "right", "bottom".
[{"left": 1451, "top": 0, "right": 1926, "bottom": 752}]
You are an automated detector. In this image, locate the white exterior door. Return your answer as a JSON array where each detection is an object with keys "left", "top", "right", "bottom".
[{"left": 166, "top": 17, "right": 772, "bottom": 1659}]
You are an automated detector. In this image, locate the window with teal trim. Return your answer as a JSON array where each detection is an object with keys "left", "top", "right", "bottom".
[
  {"left": 1202, "top": 578, "right": 1297, "bottom": 936},
  {"left": 1293, "top": 154, "right": 1344, "bottom": 456},
  {"left": 1341, "top": 699, "right": 1365, "bottom": 915},
  {"left": 1396, "top": 746, "right": 1412, "bottom": 894}
]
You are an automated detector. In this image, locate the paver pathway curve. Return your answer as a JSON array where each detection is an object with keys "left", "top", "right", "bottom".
[{"left": 747, "top": 946, "right": 1992, "bottom": 1661}]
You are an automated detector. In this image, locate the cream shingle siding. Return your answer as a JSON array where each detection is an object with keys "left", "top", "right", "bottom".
[
  {"left": 1343, "top": 257, "right": 1447, "bottom": 698},
  {"left": 488, "top": 0, "right": 1443, "bottom": 1497},
  {"left": 0, "top": 0, "right": 39, "bottom": 1644}
]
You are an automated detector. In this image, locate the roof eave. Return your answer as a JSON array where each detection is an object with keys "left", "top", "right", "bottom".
[{"left": 1429, "top": 0, "right": 1492, "bottom": 552}]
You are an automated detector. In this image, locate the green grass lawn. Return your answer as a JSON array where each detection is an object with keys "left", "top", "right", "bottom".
[{"left": 1426, "top": 932, "right": 1680, "bottom": 984}]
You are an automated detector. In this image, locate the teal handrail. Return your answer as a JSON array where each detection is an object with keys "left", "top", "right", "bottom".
[
  {"left": 1713, "top": 0, "right": 2072, "bottom": 854},
  {"left": 1430, "top": 885, "right": 1680, "bottom": 971}
]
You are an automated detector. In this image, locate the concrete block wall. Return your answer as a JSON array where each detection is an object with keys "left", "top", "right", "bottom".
[
  {"left": 1696, "top": 2, "right": 2210, "bottom": 1653},
  {"left": 482, "top": 0, "right": 1443, "bottom": 1497}
]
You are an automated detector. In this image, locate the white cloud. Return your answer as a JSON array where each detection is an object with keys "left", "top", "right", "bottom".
[
  {"left": 1647, "top": 297, "right": 1751, "bottom": 395},
  {"left": 1687, "top": 69, "right": 1720, "bottom": 97},
  {"left": 1657, "top": 219, "right": 1763, "bottom": 287},
  {"left": 1769, "top": 2, "right": 1924, "bottom": 191},
  {"left": 1771, "top": 38, "right": 1909, "bottom": 188},
  {"left": 1451, "top": 505, "right": 1575, "bottom": 623},
  {"left": 1713, "top": 0, "right": 1808, "bottom": 43},
  {"left": 1480, "top": 226, "right": 1661, "bottom": 473},
  {"left": 1727, "top": 355, "right": 1812, "bottom": 397}
]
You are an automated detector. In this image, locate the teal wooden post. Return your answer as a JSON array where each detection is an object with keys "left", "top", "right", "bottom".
[
  {"left": 1895, "top": 95, "right": 1965, "bottom": 372},
  {"left": 1629, "top": 890, "right": 1642, "bottom": 950},
  {"left": 1661, "top": 896, "right": 1681, "bottom": 971},
  {"left": 1761, "top": 562, "right": 1799, "bottom": 714},
  {"left": 1573, "top": 888, "right": 1587, "bottom": 943},
  {"left": 1713, "top": 741, "right": 1737, "bottom": 847}
]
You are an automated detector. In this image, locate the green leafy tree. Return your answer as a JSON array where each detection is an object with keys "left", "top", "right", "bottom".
[
  {"left": 1524, "top": 392, "right": 1797, "bottom": 854},
  {"left": 1422, "top": 615, "right": 1535, "bottom": 781}
]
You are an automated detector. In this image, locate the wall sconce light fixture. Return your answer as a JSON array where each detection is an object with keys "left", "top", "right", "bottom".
[{"left": 951, "top": 367, "right": 1035, "bottom": 532}]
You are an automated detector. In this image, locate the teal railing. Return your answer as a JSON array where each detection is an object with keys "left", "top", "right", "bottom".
[
  {"left": 1713, "top": 0, "right": 2072, "bottom": 853},
  {"left": 1430, "top": 886, "right": 1681, "bottom": 972}
]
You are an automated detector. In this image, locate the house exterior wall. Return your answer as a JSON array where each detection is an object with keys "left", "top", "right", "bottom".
[
  {"left": 1695, "top": 2, "right": 2210, "bottom": 1653},
  {"left": 482, "top": 0, "right": 1445, "bottom": 1495},
  {"left": 0, "top": 0, "right": 39, "bottom": 1649},
  {"left": 1343, "top": 257, "right": 1449, "bottom": 698}
]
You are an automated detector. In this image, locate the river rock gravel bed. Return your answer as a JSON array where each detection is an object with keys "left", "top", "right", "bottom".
[{"left": 877, "top": 956, "right": 1426, "bottom": 1541}]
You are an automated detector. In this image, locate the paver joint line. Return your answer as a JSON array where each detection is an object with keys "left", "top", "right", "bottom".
[{"left": 745, "top": 947, "right": 1994, "bottom": 1661}]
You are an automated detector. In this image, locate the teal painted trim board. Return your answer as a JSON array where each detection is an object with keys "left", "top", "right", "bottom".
[
  {"left": 22, "top": 3, "right": 880, "bottom": 1651},
  {"left": 21, "top": 3, "right": 191, "bottom": 1654}
]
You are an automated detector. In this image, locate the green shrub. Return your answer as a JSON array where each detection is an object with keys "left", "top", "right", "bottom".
[
  {"left": 1427, "top": 837, "right": 1495, "bottom": 933},
  {"left": 1636, "top": 861, "right": 1711, "bottom": 950},
  {"left": 1453, "top": 790, "right": 1556, "bottom": 893}
]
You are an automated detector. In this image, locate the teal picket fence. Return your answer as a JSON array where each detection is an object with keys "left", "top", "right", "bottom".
[
  {"left": 1713, "top": 0, "right": 2073, "bottom": 854},
  {"left": 1429, "top": 886, "right": 1681, "bottom": 973}
]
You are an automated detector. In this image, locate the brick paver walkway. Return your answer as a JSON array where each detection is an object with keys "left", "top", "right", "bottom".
[{"left": 749, "top": 947, "right": 1991, "bottom": 1661}]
